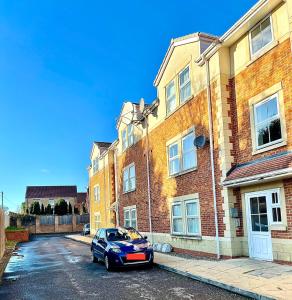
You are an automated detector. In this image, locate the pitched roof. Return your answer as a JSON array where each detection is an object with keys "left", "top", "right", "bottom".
[
  {"left": 77, "top": 192, "right": 87, "bottom": 204},
  {"left": 25, "top": 186, "right": 77, "bottom": 199},
  {"left": 224, "top": 152, "right": 292, "bottom": 186},
  {"left": 94, "top": 142, "right": 112, "bottom": 148}
]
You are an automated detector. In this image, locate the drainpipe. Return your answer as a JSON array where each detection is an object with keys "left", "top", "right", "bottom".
[
  {"left": 205, "top": 57, "right": 220, "bottom": 259},
  {"left": 114, "top": 147, "right": 120, "bottom": 226},
  {"left": 145, "top": 115, "right": 153, "bottom": 244}
]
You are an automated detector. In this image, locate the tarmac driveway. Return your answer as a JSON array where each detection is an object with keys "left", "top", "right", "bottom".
[{"left": 0, "top": 235, "right": 246, "bottom": 300}]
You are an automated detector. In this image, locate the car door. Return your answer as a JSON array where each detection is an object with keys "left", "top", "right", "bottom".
[
  {"left": 92, "top": 229, "right": 100, "bottom": 256},
  {"left": 96, "top": 229, "right": 107, "bottom": 259}
]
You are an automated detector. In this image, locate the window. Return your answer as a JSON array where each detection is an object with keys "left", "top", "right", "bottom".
[
  {"left": 48, "top": 199, "right": 54, "bottom": 207},
  {"left": 171, "top": 198, "right": 200, "bottom": 236},
  {"left": 123, "top": 164, "right": 136, "bottom": 193},
  {"left": 122, "top": 124, "right": 134, "bottom": 150},
  {"left": 93, "top": 157, "right": 99, "bottom": 174},
  {"left": 250, "top": 16, "right": 273, "bottom": 56},
  {"left": 271, "top": 191, "right": 282, "bottom": 224},
  {"left": 124, "top": 206, "right": 137, "bottom": 229},
  {"left": 95, "top": 213, "right": 101, "bottom": 229},
  {"left": 179, "top": 66, "right": 191, "bottom": 102},
  {"left": 166, "top": 80, "right": 176, "bottom": 114},
  {"left": 94, "top": 185, "right": 100, "bottom": 202},
  {"left": 254, "top": 94, "right": 282, "bottom": 148},
  {"left": 168, "top": 131, "right": 196, "bottom": 175}
]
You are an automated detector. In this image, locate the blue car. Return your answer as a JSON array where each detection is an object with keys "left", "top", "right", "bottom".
[{"left": 91, "top": 227, "right": 154, "bottom": 271}]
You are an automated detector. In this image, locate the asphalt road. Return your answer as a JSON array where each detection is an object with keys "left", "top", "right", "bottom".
[{"left": 0, "top": 235, "right": 247, "bottom": 300}]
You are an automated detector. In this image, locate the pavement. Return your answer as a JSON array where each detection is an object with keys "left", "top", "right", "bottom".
[
  {"left": 66, "top": 234, "right": 292, "bottom": 300},
  {"left": 0, "top": 235, "right": 245, "bottom": 300}
]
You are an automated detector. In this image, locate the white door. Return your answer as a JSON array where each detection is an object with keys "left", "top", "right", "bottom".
[{"left": 246, "top": 192, "right": 273, "bottom": 261}]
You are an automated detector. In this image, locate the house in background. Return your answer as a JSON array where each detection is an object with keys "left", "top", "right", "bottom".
[
  {"left": 75, "top": 192, "right": 88, "bottom": 214},
  {"left": 88, "top": 142, "right": 116, "bottom": 234},
  {"left": 25, "top": 185, "right": 85, "bottom": 214}
]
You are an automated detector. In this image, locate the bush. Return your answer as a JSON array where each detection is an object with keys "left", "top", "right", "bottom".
[{"left": 6, "top": 226, "right": 25, "bottom": 231}]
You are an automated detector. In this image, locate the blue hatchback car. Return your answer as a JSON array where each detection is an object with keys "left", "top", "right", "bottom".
[{"left": 91, "top": 227, "right": 154, "bottom": 271}]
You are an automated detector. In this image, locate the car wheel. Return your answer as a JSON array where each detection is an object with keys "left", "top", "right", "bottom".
[
  {"left": 92, "top": 253, "right": 98, "bottom": 263},
  {"left": 104, "top": 255, "right": 113, "bottom": 271}
]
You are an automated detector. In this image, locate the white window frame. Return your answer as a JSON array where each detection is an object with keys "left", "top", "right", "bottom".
[
  {"left": 171, "top": 197, "right": 201, "bottom": 236},
  {"left": 94, "top": 213, "right": 101, "bottom": 229},
  {"left": 122, "top": 124, "right": 135, "bottom": 151},
  {"left": 166, "top": 80, "right": 176, "bottom": 115},
  {"left": 92, "top": 157, "right": 99, "bottom": 174},
  {"left": 167, "top": 130, "right": 197, "bottom": 176},
  {"left": 270, "top": 189, "right": 282, "bottom": 225},
  {"left": 249, "top": 15, "right": 274, "bottom": 57},
  {"left": 94, "top": 185, "right": 100, "bottom": 202},
  {"left": 179, "top": 65, "right": 191, "bottom": 103},
  {"left": 254, "top": 93, "right": 282, "bottom": 150},
  {"left": 123, "top": 205, "right": 137, "bottom": 229},
  {"left": 123, "top": 163, "right": 136, "bottom": 193}
]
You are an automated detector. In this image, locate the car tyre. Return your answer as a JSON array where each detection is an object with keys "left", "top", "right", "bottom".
[
  {"left": 92, "top": 253, "right": 98, "bottom": 263},
  {"left": 104, "top": 255, "right": 113, "bottom": 271}
]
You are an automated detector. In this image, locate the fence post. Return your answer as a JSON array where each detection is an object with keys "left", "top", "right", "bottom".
[
  {"left": 35, "top": 216, "right": 40, "bottom": 234},
  {"left": 72, "top": 215, "right": 76, "bottom": 232},
  {"left": 54, "top": 215, "right": 59, "bottom": 233}
]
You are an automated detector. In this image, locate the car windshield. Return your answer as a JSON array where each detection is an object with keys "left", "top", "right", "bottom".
[{"left": 106, "top": 228, "right": 143, "bottom": 242}]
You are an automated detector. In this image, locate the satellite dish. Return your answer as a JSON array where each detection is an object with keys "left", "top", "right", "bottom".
[
  {"left": 139, "top": 98, "right": 145, "bottom": 114},
  {"left": 194, "top": 135, "right": 208, "bottom": 149}
]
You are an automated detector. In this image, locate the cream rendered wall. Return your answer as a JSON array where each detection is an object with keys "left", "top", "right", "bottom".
[
  {"left": 230, "top": 2, "right": 290, "bottom": 77},
  {"left": 27, "top": 197, "right": 76, "bottom": 209}
]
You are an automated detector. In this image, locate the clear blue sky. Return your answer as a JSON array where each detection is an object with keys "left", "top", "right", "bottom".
[{"left": 0, "top": 0, "right": 257, "bottom": 211}]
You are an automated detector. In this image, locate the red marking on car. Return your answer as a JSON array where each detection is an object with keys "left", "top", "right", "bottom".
[{"left": 126, "top": 253, "right": 146, "bottom": 261}]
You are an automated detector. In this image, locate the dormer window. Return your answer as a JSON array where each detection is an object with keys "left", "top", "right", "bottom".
[
  {"left": 122, "top": 124, "right": 134, "bottom": 151},
  {"left": 179, "top": 66, "right": 191, "bottom": 103},
  {"left": 166, "top": 80, "right": 176, "bottom": 114},
  {"left": 250, "top": 16, "right": 273, "bottom": 56},
  {"left": 93, "top": 157, "right": 99, "bottom": 174}
]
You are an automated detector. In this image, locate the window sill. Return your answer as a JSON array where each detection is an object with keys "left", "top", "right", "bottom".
[
  {"left": 123, "top": 189, "right": 136, "bottom": 195},
  {"left": 246, "top": 40, "right": 279, "bottom": 67},
  {"left": 169, "top": 167, "right": 197, "bottom": 179},
  {"left": 270, "top": 224, "right": 287, "bottom": 231},
  {"left": 165, "top": 95, "right": 194, "bottom": 120},
  {"left": 171, "top": 234, "right": 202, "bottom": 241},
  {"left": 252, "top": 140, "right": 287, "bottom": 156}
]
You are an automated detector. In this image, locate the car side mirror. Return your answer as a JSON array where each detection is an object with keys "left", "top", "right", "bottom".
[{"left": 144, "top": 235, "right": 147, "bottom": 240}]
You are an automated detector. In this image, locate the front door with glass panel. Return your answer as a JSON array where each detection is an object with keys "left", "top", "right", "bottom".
[{"left": 246, "top": 192, "right": 273, "bottom": 261}]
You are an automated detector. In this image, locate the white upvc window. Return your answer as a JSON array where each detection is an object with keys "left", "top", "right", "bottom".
[
  {"left": 166, "top": 80, "right": 176, "bottom": 114},
  {"left": 93, "top": 157, "right": 99, "bottom": 174},
  {"left": 250, "top": 15, "right": 273, "bottom": 56},
  {"left": 48, "top": 199, "right": 55, "bottom": 207},
  {"left": 168, "top": 131, "right": 197, "bottom": 176},
  {"left": 94, "top": 185, "right": 100, "bottom": 202},
  {"left": 124, "top": 206, "right": 137, "bottom": 229},
  {"left": 179, "top": 66, "right": 191, "bottom": 103},
  {"left": 254, "top": 93, "right": 282, "bottom": 149},
  {"left": 171, "top": 198, "right": 200, "bottom": 236},
  {"left": 95, "top": 213, "right": 101, "bottom": 229},
  {"left": 271, "top": 190, "right": 282, "bottom": 224},
  {"left": 122, "top": 124, "right": 134, "bottom": 151},
  {"left": 123, "top": 164, "right": 136, "bottom": 193}
]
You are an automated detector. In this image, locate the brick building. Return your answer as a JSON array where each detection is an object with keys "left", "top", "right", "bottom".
[
  {"left": 89, "top": 0, "right": 292, "bottom": 262},
  {"left": 88, "top": 142, "right": 116, "bottom": 234}
]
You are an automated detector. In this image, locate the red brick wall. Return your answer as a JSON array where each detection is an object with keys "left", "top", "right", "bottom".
[
  {"left": 118, "top": 88, "right": 225, "bottom": 237},
  {"left": 230, "top": 38, "right": 292, "bottom": 165},
  {"left": 6, "top": 230, "right": 29, "bottom": 242}
]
